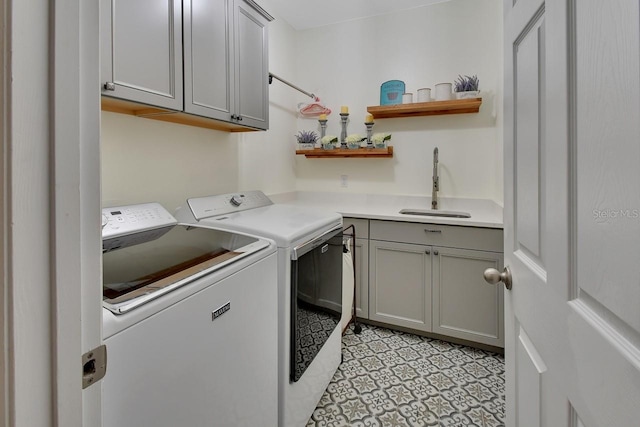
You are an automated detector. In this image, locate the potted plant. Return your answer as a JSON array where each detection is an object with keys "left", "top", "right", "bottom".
[
  {"left": 320, "top": 135, "right": 338, "bottom": 150},
  {"left": 295, "top": 130, "right": 319, "bottom": 149},
  {"left": 454, "top": 75, "right": 480, "bottom": 99},
  {"left": 345, "top": 134, "right": 366, "bottom": 149},
  {"left": 371, "top": 133, "right": 391, "bottom": 149}
]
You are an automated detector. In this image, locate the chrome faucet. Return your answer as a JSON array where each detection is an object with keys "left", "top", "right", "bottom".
[{"left": 432, "top": 147, "right": 439, "bottom": 210}]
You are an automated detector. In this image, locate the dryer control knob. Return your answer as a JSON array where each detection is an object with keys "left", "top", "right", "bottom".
[{"left": 230, "top": 195, "right": 243, "bottom": 207}]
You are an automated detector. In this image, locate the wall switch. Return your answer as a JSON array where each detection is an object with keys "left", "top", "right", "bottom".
[{"left": 340, "top": 174, "right": 348, "bottom": 187}]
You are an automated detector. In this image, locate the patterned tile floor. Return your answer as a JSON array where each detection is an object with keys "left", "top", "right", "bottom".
[{"left": 306, "top": 325, "right": 505, "bottom": 427}]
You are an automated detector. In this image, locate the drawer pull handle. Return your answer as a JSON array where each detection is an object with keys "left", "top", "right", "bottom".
[{"left": 424, "top": 229, "right": 442, "bottom": 233}]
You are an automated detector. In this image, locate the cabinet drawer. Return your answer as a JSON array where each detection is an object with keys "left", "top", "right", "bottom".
[
  {"left": 343, "top": 217, "right": 369, "bottom": 239},
  {"left": 370, "top": 220, "right": 503, "bottom": 252}
]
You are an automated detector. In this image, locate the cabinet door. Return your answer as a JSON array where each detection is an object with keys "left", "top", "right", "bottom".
[
  {"left": 183, "top": 0, "right": 234, "bottom": 121},
  {"left": 343, "top": 218, "right": 369, "bottom": 319},
  {"left": 100, "top": 0, "right": 183, "bottom": 110},
  {"left": 369, "top": 240, "right": 431, "bottom": 331},
  {"left": 353, "top": 238, "right": 369, "bottom": 319},
  {"left": 432, "top": 247, "right": 504, "bottom": 347},
  {"left": 234, "top": 0, "right": 269, "bottom": 130}
]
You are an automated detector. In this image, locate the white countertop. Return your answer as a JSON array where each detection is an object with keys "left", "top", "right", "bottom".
[{"left": 268, "top": 191, "right": 503, "bottom": 229}]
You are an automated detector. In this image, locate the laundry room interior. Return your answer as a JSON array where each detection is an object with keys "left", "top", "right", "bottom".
[
  {"left": 6, "top": 0, "right": 640, "bottom": 424},
  {"left": 101, "top": 0, "right": 502, "bottom": 210},
  {"left": 99, "top": 0, "right": 506, "bottom": 425}
]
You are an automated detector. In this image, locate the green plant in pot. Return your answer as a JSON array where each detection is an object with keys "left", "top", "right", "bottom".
[
  {"left": 454, "top": 75, "right": 480, "bottom": 99},
  {"left": 320, "top": 135, "right": 338, "bottom": 150},
  {"left": 371, "top": 133, "right": 391, "bottom": 149},
  {"left": 345, "top": 134, "right": 366, "bottom": 149}
]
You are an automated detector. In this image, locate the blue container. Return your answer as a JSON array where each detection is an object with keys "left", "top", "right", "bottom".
[{"left": 380, "top": 80, "right": 406, "bottom": 105}]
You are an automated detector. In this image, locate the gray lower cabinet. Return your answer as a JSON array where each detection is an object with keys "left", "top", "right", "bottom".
[
  {"left": 184, "top": 0, "right": 270, "bottom": 129},
  {"left": 432, "top": 246, "right": 504, "bottom": 347},
  {"left": 100, "top": 0, "right": 183, "bottom": 110},
  {"left": 369, "top": 240, "right": 432, "bottom": 331},
  {"left": 343, "top": 218, "right": 369, "bottom": 319},
  {"left": 368, "top": 220, "right": 504, "bottom": 347}
]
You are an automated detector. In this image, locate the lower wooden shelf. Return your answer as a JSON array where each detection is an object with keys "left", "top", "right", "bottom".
[{"left": 296, "top": 146, "right": 393, "bottom": 158}]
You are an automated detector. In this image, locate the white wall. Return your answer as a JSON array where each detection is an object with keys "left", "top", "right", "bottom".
[
  {"left": 101, "top": 0, "right": 503, "bottom": 209},
  {"left": 238, "top": 0, "right": 300, "bottom": 194},
  {"left": 101, "top": 112, "right": 239, "bottom": 212},
  {"left": 101, "top": 0, "right": 300, "bottom": 209},
  {"left": 292, "top": 0, "right": 503, "bottom": 203}
]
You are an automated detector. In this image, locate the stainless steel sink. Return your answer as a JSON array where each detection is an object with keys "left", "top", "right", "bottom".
[{"left": 399, "top": 209, "right": 471, "bottom": 218}]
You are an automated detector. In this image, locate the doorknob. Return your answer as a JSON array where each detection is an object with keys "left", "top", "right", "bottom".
[{"left": 483, "top": 266, "right": 512, "bottom": 290}]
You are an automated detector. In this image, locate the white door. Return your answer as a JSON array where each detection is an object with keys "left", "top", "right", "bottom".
[{"left": 502, "top": 0, "right": 640, "bottom": 425}]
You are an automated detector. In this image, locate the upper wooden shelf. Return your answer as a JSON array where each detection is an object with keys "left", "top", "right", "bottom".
[
  {"left": 296, "top": 146, "right": 393, "bottom": 158},
  {"left": 367, "top": 98, "right": 482, "bottom": 119}
]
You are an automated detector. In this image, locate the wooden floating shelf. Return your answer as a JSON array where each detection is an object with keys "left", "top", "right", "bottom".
[
  {"left": 101, "top": 96, "right": 260, "bottom": 133},
  {"left": 296, "top": 146, "right": 393, "bottom": 158},
  {"left": 367, "top": 98, "right": 482, "bottom": 119}
]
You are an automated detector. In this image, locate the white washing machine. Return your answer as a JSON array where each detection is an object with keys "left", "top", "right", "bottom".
[
  {"left": 101, "top": 202, "right": 278, "bottom": 427},
  {"left": 176, "top": 191, "right": 343, "bottom": 427}
]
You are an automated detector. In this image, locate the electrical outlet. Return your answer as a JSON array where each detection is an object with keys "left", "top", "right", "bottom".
[{"left": 340, "top": 174, "right": 348, "bottom": 187}]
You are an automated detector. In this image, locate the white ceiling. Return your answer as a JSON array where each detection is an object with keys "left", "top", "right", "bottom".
[{"left": 265, "top": 0, "right": 452, "bottom": 30}]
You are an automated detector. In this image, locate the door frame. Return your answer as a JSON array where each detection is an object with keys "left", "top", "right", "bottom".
[{"left": 1, "top": 0, "right": 102, "bottom": 425}]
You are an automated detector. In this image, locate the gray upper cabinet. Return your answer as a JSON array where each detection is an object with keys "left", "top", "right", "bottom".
[
  {"left": 234, "top": 0, "right": 270, "bottom": 129},
  {"left": 183, "top": 0, "right": 233, "bottom": 121},
  {"left": 102, "top": 0, "right": 272, "bottom": 131},
  {"left": 100, "top": 0, "right": 183, "bottom": 110},
  {"left": 183, "top": 0, "right": 271, "bottom": 130}
]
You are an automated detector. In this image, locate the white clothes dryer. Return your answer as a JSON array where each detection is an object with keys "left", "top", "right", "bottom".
[{"left": 176, "top": 191, "right": 343, "bottom": 427}]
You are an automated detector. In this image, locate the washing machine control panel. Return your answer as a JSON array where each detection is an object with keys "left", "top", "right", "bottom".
[
  {"left": 188, "top": 190, "right": 274, "bottom": 221},
  {"left": 101, "top": 202, "right": 177, "bottom": 241}
]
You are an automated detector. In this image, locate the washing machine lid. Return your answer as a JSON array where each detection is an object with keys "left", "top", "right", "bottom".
[
  {"left": 184, "top": 191, "right": 342, "bottom": 246},
  {"left": 102, "top": 224, "right": 270, "bottom": 314},
  {"left": 195, "top": 204, "right": 342, "bottom": 246}
]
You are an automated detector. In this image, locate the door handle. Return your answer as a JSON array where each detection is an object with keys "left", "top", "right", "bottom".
[{"left": 483, "top": 266, "right": 512, "bottom": 290}]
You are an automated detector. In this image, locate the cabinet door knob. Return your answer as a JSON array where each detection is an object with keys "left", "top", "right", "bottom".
[
  {"left": 433, "top": 250, "right": 439, "bottom": 256},
  {"left": 425, "top": 249, "right": 430, "bottom": 254},
  {"left": 103, "top": 82, "right": 116, "bottom": 91}
]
